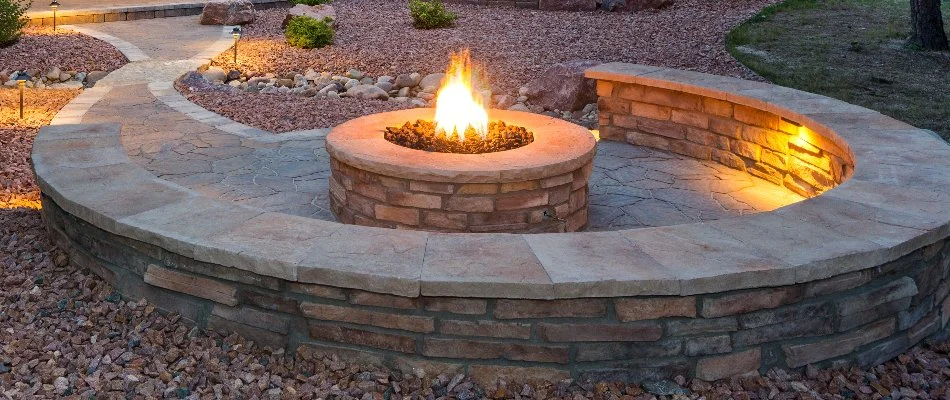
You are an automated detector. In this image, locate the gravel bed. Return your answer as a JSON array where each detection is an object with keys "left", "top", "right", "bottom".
[
  {"left": 0, "top": 88, "right": 79, "bottom": 210},
  {"left": 194, "top": 0, "right": 774, "bottom": 133},
  {"left": 176, "top": 72, "right": 415, "bottom": 132},
  {"left": 213, "top": 0, "right": 772, "bottom": 92},
  {"left": 0, "top": 26, "right": 127, "bottom": 74}
]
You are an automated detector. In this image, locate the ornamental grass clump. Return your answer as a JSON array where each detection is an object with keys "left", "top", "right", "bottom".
[
  {"left": 285, "top": 15, "right": 334, "bottom": 49},
  {"left": 0, "top": 0, "right": 30, "bottom": 47},
  {"left": 408, "top": 0, "right": 457, "bottom": 29}
]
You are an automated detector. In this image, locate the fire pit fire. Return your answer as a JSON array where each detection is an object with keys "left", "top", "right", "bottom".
[
  {"left": 384, "top": 50, "right": 535, "bottom": 154},
  {"left": 325, "top": 50, "right": 597, "bottom": 233}
]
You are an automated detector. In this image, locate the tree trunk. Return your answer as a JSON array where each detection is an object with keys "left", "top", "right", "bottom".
[{"left": 909, "top": 0, "right": 949, "bottom": 51}]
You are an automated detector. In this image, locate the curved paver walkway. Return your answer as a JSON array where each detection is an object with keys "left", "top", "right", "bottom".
[{"left": 58, "top": 16, "right": 802, "bottom": 230}]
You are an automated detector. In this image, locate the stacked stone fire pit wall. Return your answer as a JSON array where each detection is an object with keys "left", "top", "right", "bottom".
[
  {"left": 326, "top": 109, "right": 597, "bottom": 234},
  {"left": 329, "top": 158, "right": 593, "bottom": 233},
  {"left": 33, "top": 64, "right": 950, "bottom": 384},
  {"left": 588, "top": 64, "right": 854, "bottom": 198}
]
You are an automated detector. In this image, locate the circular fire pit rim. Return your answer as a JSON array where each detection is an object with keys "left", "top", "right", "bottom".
[{"left": 326, "top": 108, "right": 597, "bottom": 184}]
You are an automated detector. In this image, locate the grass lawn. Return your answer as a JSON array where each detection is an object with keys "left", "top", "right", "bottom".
[{"left": 726, "top": 0, "right": 950, "bottom": 141}]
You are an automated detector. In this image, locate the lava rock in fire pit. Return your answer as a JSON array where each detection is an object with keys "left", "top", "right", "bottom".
[
  {"left": 384, "top": 120, "right": 534, "bottom": 154},
  {"left": 524, "top": 60, "right": 601, "bottom": 111}
]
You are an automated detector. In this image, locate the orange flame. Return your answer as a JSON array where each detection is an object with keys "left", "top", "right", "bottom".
[{"left": 433, "top": 50, "right": 489, "bottom": 142}]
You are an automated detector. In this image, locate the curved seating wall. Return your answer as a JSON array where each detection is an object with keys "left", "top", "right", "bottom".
[{"left": 33, "top": 63, "right": 950, "bottom": 384}]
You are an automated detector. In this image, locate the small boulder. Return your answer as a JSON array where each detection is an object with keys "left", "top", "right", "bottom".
[
  {"left": 540, "top": 0, "right": 596, "bottom": 11},
  {"left": 85, "top": 71, "right": 109, "bottom": 86},
  {"left": 375, "top": 81, "right": 395, "bottom": 92},
  {"left": 419, "top": 73, "right": 445, "bottom": 93},
  {"left": 523, "top": 60, "right": 601, "bottom": 112},
  {"left": 346, "top": 84, "right": 389, "bottom": 100},
  {"left": 282, "top": 4, "right": 337, "bottom": 27},
  {"left": 200, "top": 66, "right": 228, "bottom": 82},
  {"left": 394, "top": 74, "right": 416, "bottom": 88},
  {"left": 200, "top": 0, "right": 256, "bottom": 25},
  {"left": 46, "top": 67, "right": 61, "bottom": 81}
]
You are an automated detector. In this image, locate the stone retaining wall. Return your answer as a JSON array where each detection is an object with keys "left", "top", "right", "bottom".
[
  {"left": 34, "top": 63, "right": 950, "bottom": 385},
  {"left": 43, "top": 195, "right": 950, "bottom": 384},
  {"left": 594, "top": 79, "right": 854, "bottom": 198}
]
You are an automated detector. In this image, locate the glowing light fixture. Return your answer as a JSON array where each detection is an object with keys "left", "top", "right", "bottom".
[
  {"left": 231, "top": 27, "right": 241, "bottom": 64},
  {"left": 49, "top": 0, "right": 60, "bottom": 31},
  {"left": 14, "top": 72, "right": 30, "bottom": 120}
]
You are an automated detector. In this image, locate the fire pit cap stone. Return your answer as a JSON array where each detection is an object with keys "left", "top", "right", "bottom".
[{"left": 326, "top": 108, "right": 597, "bottom": 184}]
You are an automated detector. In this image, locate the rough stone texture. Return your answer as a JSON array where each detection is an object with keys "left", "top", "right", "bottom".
[
  {"left": 199, "top": 0, "right": 255, "bottom": 25},
  {"left": 524, "top": 60, "right": 602, "bottom": 111}
]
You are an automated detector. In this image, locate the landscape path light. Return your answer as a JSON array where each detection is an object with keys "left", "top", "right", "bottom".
[
  {"left": 231, "top": 27, "right": 241, "bottom": 64},
  {"left": 15, "top": 72, "right": 31, "bottom": 120},
  {"left": 50, "top": 0, "right": 60, "bottom": 31}
]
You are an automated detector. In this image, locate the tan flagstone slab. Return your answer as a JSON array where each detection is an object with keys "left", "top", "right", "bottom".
[
  {"left": 705, "top": 212, "right": 889, "bottom": 283},
  {"left": 622, "top": 223, "right": 795, "bottom": 295},
  {"left": 298, "top": 225, "right": 427, "bottom": 297},
  {"left": 194, "top": 212, "right": 339, "bottom": 281},
  {"left": 421, "top": 233, "right": 553, "bottom": 298},
  {"left": 523, "top": 232, "right": 679, "bottom": 297},
  {"left": 116, "top": 196, "right": 265, "bottom": 259}
]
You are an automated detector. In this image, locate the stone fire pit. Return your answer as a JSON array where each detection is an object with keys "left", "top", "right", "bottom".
[{"left": 326, "top": 108, "right": 597, "bottom": 233}]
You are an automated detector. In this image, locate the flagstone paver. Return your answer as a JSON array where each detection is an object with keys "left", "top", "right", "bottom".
[{"left": 62, "top": 16, "right": 802, "bottom": 231}]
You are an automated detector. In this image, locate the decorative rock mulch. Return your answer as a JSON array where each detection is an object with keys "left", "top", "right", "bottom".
[
  {"left": 176, "top": 71, "right": 416, "bottom": 132},
  {"left": 189, "top": 0, "right": 771, "bottom": 133},
  {"left": 0, "top": 27, "right": 127, "bottom": 89}
]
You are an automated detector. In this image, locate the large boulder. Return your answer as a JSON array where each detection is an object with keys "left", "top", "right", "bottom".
[
  {"left": 523, "top": 60, "right": 601, "bottom": 112},
  {"left": 200, "top": 0, "right": 256, "bottom": 25},
  {"left": 281, "top": 4, "right": 337, "bottom": 28},
  {"left": 540, "top": 0, "right": 597, "bottom": 11}
]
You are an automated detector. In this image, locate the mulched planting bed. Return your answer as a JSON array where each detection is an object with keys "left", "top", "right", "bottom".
[
  {"left": 0, "top": 26, "right": 127, "bottom": 74},
  {"left": 385, "top": 119, "right": 534, "bottom": 153}
]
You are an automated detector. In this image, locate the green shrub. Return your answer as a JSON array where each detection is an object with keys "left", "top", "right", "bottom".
[
  {"left": 0, "top": 0, "right": 30, "bottom": 47},
  {"left": 285, "top": 16, "right": 334, "bottom": 49},
  {"left": 288, "top": 0, "right": 331, "bottom": 6},
  {"left": 408, "top": 0, "right": 457, "bottom": 29}
]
